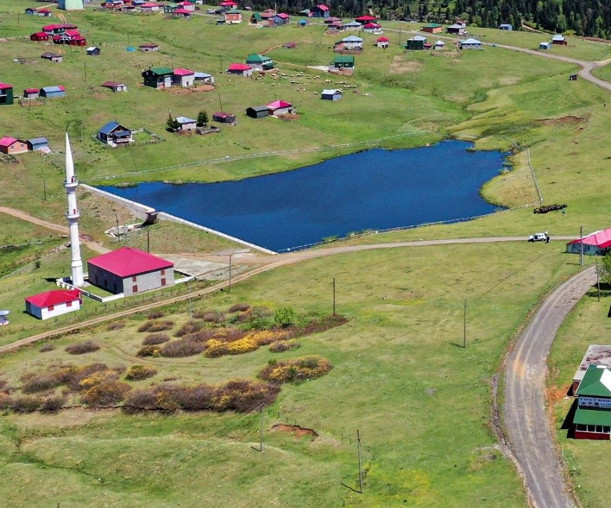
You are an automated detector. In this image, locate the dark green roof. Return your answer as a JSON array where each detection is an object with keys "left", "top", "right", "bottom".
[
  {"left": 574, "top": 408, "right": 611, "bottom": 426},
  {"left": 150, "top": 67, "right": 173, "bottom": 75},
  {"left": 577, "top": 365, "right": 611, "bottom": 397},
  {"left": 333, "top": 55, "right": 355, "bottom": 63},
  {"left": 246, "top": 54, "right": 270, "bottom": 63}
]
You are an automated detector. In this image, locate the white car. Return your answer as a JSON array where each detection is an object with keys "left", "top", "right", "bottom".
[{"left": 528, "top": 232, "right": 549, "bottom": 242}]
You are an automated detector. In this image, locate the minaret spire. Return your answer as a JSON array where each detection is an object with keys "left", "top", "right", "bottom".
[{"left": 64, "top": 132, "right": 84, "bottom": 287}]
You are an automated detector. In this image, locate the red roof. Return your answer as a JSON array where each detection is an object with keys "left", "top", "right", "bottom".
[
  {"left": 568, "top": 228, "right": 611, "bottom": 249},
  {"left": 355, "top": 15, "right": 376, "bottom": 21},
  {"left": 140, "top": 43, "right": 158, "bottom": 48},
  {"left": 219, "top": 1, "right": 237, "bottom": 5},
  {"left": 87, "top": 247, "right": 173, "bottom": 278},
  {"left": 277, "top": 13, "right": 289, "bottom": 18},
  {"left": 43, "top": 24, "right": 77, "bottom": 30},
  {"left": 173, "top": 68, "right": 194, "bottom": 76},
  {"left": 65, "top": 29, "right": 80, "bottom": 37},
  {"left": 24, "top": 88, "right": 39, "bottom": 93},
  {"left": 25, "top": 289, "right": 81, "bottom": 308},
  {"left": 31, "top": 32, "right": 49, "bottom": 37},
  {"left": 0, "top": 137, "right": 18, "bottom": 147},
  {"left": 228, "top": 63, "right": 252, "bottom": 71},
  {"left": 363, "top": 23, "right": 381, "bottom": 28},
  {"left": 267, "top": 100, "right": 292, "bottom": 109},
  {"left": 316, "top": 5, "right": 329, "bottom": 10},
  {"left": 213, "top": 112, "right": 232, "bottom": 118},
  {"left": 0, "top": 83, "right": 13, "bottom": 90},
  {"left": 377, "top": 37, "right": 389, "bottom": 42},
  {"left": 174, "top": 8, "right": 191, "bottom": 14}
]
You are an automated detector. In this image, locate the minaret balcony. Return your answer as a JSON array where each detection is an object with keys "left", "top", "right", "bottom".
[
  {"left": 66, "top": 210, "right": 80, "bottom": 220},
  {"left": 64, "top": 180, "right": 78, "bottom": 189}
]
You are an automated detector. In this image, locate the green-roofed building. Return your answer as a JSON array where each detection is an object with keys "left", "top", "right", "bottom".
[
  {"left": 250, "top": 12, "right": 263, "bottom": 24},
  {"left": 573, "top": 364, "right": 611, "bottom": 440},
  {"left": 245, "top": 53, "right": 274, "bottom": 70},
  {"left": 142, "top": 67, "right": 174, "bottom": 89},
  {"left": 330, "top": 55, "right": 355, "bottom": 70}
]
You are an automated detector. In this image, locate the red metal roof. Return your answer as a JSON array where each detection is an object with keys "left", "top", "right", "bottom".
[
  {"left": 25, "top": 289, "right": 81, "bottom": 307},
  {"left": 277, "top": 13, "right": 289, "bottom": 18},
  {"left": 173, "top": 68, "right": 194, "bottom": 76},
  {"left": 65, "top": 29, "right": 80, "bottom": 37},
  {"left": 355, "top": 15, "right": 376, "bottom": 21},
  {"left": 0, "top": 137, "right": 18, "bottom": 147},
  {"left": 174, "top": 8, "right": 191, "bottom": 14},
  {"left": 24, "top": 88, "right": 39, "bottom": 93},
  {"left": 363, "top": 23, "right": 381, "bottom": 28},
  {"left": 266, "top": 100, "right": 292, "bottom": 109},
  {"left": 87, "top": 247, "right": 173, "bottom": 278},
  {"left": 568, "top": 228, "right": 611, "bottom": 249},
  {"left": 316, "top": 5, "right": 329, "bottom": 10},
  {"left": 377, "top": 37, "right": 389, "bottom": 42},
  {"left": 0, "top": 83, "right": 13, "bottom": 90},
  {"left": 220, "top": 1, "right": 237, "bottom": 5},
  {"left": 228, "top": 63, "right": 252, "bottom": 71}
]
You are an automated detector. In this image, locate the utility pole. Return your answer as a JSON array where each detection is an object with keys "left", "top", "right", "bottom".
[
  {"left": 228, "top": 253, "right": 233, "bottom": 292},
  {"left": 115, "top": 213, "right": 120, "bottom": 242},
  {"left": 147, "top": 228, "right": 150, "bottom": 253},
  {"left": 43, "top": 179, "right": 47, "bottom": 201},
  {"left": 463, "top": 300, "right": 467, "bottom": 349},
  {"left": 258, "top": 409, "right": 264, "bottom": 452},
  {"left": 357, "top": 430, "right": 364, "bottom": 493},
  {"left": 332, "top": 277, "right": 336, "bottom": 316},
  {"left": 580, "top": 226, "right": 584, "bottom": 267},
  {"left": 596, "top": 256, "right": 601, "bottom": 302}
]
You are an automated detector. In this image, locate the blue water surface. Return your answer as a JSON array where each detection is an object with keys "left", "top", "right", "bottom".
[{"left": 98, "top": 140, "right": 506, "bottom": 252}]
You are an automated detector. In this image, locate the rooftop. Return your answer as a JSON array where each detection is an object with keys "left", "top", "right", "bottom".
[
  {"left": 577, "top": 364, "right": 611, "bottom": 398},
  {"left": 25, "top": 289, "right": 80, "bottom": 307},
  {"left": 88, "top": 247, "right": 173, "bottom": 278}
]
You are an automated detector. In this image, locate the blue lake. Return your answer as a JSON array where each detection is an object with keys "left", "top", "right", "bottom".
[{"left": 98, "top": 140, "right": 507, "bottom": 252}]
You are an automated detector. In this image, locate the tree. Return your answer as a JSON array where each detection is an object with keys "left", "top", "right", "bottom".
[
  {"left": 599, "top": 252, "right": 611, "bottom": 286},
  {"left": 197, "top": 110, "right": 209, "bottom": 127},
  {"left": 274, "top": 307, "right": 297, "bottom": 328},
  {"left": 166, "top": 113, "right": 179, "bottom": 132}
]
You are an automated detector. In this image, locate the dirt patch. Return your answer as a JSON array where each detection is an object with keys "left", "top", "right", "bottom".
[
  {"left": 536, "top": 116, "right": 586, "bottom": 126},
  {"left": 546, "top": 385, "right": 570, "bottom": 404},
  {"left": 272, "top": 423, "right": 318, "bottom": 438},
  {"left": 388, "top": 57, "right": 422, "bottom": 74},
  {"left": 279, "top": 113, "right": 299, "bottom": 121}
]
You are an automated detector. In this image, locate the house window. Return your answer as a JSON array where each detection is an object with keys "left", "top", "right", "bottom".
[
  {"left": 66, "top": 301, "right": 72, "bottom": 307},
  {"left": 161, "top": 278, "right": 166, "bottom": 286},
  {"left": 132, "top": 276, "right": 137, "bottom": 282},
  {"left": 132, "top": 285, "right": 138, "bottom": 293},
  {"left": 161, "top": 269, "right": 165, "bottom": 276},
  {"left": 48, "top": 305, "right": 55, "bottom": 311}
]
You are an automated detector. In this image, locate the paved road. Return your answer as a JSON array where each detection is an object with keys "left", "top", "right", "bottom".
[{"left": 503, "top": 266, "right": 596, "bottom": 507}]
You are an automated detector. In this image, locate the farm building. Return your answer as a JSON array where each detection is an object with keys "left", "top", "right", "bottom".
[
  {"left": 311, "top": 5, "right": 330, "bottom": 18},
  {"left": 376, "top": 36, "right": 390, "bottom": 48},
  {"left": 328, "top": 20, "right": 343, "bottom": 30},
  {"left": 27, "top": 137, "right": 49, "bottom": 151},
  {"left": 212, "top": 112, "right": 236, "bottom": 123},
  {"left": 178, "top": 1, "right": 195, "bottom": 11},
  {"left": 271, "top": 13, "right": 290, "bottom": 26},
  {"left": 434, "top": 40, "right": 445, "bottom": 48},
  {"left": 343, "top": 21, "right": 361, "bottom": 31},
  {"left": 173, "top": 68, "right": 195, "bottom": 87},
  {"left": 23, "top": 88, "right": 40, "bottom": 99},
  {"left": 140, "top": 3, "right": 162, "bottom": 12},
  {"left": 219, "top": 0, "right": 238, "bottom": 10},
  {"left": 499, "top": 23, "right": 513, "bottom": 30},
  {"left": 97, "top": 121, "right": 133, "bottom": 146},
  {"left": 175, "top": 116, "right": 197, "bottom": 131},
  {"left": 142, "top": 67, "right": 173, "bottom": 89},
  {"left": 30, "top": 32, "right": 50, "bottom": 41},
  {"left": 25, "top": 289, "right": 81, "bottom": 320},
  {"left": 539, "top": 42, "right": 550, "bottom": 50},
  {"left": 246, "top": 106, "right": 269, "bottom": 119},
  {"left": 86, "top": 46, "right": 101, "bottom": 56},
  {"left": 43, "top": 24, "right": 78, "bottom": 35},
  {"left": 101, "top": 81, "right": 128, "bottom": 92},
  {"left": 58, "top": 0, "right": 84, "bottom": 10},
  {"left": 224, "top": 9, "right": 242, "bottom": 23},
  {"left": 41, "top": 52, "right": 62, "bottom": 63},
  {"left": 573, "top": 365, "right": 611, "bottom": 440},
  {"left": 407, "top": 35, "right": 427, "bottom": 50},
  {"left": 571, "top": 345, "right": 611, "bottom": 394},
  {"left": 552, "top": 34, "right": 567, "bottom": 45},
  {"left": 172, "top": 8, "right": 192, "bottom": 18},
  {"left": 87, "top": 247, "right": 175, "bottom": 296},
  {"left": 40, "top": 86, "right": 66, "bottom": 98},
  {"left": 566, "top": 228, "right": 611, "bottom": 255},
  {"left": 267, "top": 100, "right": 293, "bottom": 116},
  {"left": 340, "top": 35, "right": 363, "bottom": 50},
  {"left": 459, "top": 38, "right": 482, "bottom": 49},
  {"left": 330, "top": 55, "right": 355, "bottom": 70},
  {"left": 422, "top": 23, "right": 442, "bottom": 33},
  {"left": 321, "top": 89, "right": 342, "bottom": 101},
  {"left": 164, "top": 3, "right": 178, "bottom": 13},
  {"left": 139, "top": 43, "right": 159, "bottom": 52},
  {"left": 0, "top": 137, "right": 28, "bottom": 154},
  {"left": 447, "top": 23, "right": 466, "bottom": 35},
  {"left": 355, "top": 15, "right": 376, "bottom": 24},
  {"left": 26, "top": 7, "right": 52, "bottom": 16},
  {"left": 362, "top": 23, "right": 382, "bottom": 34},
  {"left": 227, "top": 63, "right": 253, "bottom": 77},
  {"left": 0, "top": 83, "right": 14, "bottom": 106},
  {"left": 245, "top": 54, "right": 273, "bottom": 71},
  {"left": 194, "top": 72, "right": 215, "bottom": 84}
]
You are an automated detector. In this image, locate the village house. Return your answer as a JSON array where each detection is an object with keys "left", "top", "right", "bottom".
[
  {"left": 343, "top": 21, "right": 361, "bottom": 31},
  {"left": 194, "top": 72, "right": 215, "bottom": 84},
  {"left": 271, "top": 13, "right": 290, "bottom": 26},
  {"left": 552, "top": 34, "right": 567, "bottom": 45},
  {"left": 422, "top": 23, "right": 443, "bottom": 33},
  {"left": 407, "top": 35, "right": 427, "bottom": 50},
  {"left": 25, "top": 289, "right": 81, "bottom": 320},
  {"left": 219, "top": 0, "right": 238, "bottom": 10},
  {"left": 30, "top": 32, "right": 50, "bottom": 41},
  {"left": 227, "top": 63, "right": 253, "bottom": 77},
  {"left": 27, "top": 137, "right": 49, "bottom": 152},
  {"left": 246, "top": 106, "right": 269, "bottom": 119},
  {"left": 97, "top": 121, "right": 133, "bottom": 146},
  {"left": 0, "top": 83, "right": 14, "bottom": 106},
  {"left": 178, "top": 1, "right": 195, "bottom": 11},
  {"left": 447, "top": 23, "right": 467, "bottom": 35},
  {"left": 58, "top": 0, "right": 84, "bottom": 10},
  {"left": 175, "top": 116, "right": 197, "bottom": 131},
  {"left": 142, "top": 67, "right": 173, "bottom": 89},
  {"left": 164, "top": 3, "right": 178, "bottom": 13},
  {"left": 324, "top": 17, "right": 342, "bottom": 25},
  {"left": 539, "top": 42, "right": 550, "bottom": 50},
  {"left": 224, "top": 9, "right": 242, "bottom": 24},
  {"left": 267, "top": 100, "right": 293, "bottom": 116},
  {"left": 25, "top": 7, "right": 53, "bottom": 17},
  {"left": 101, "top": 81, "right": 128, "bottom": 92},
  {"left": 376, "top": 36, "right": 389, "bottom": 48},
  {"left": 337, "top": 35, "right": 363, "bottom": 51},
  {"left": 245, "top": 54, "right": 273, "bottom": 71},
  {"left": 330, "top": 55, "right": 355, "bottom": 70},
  {"left": 362, "top": 23, "right": 382, "bottom": 34},
  {"left": 213, "top": 112, "right": 236, "bottom": 124},
  {"left": 499, "top": 23, "right": 513, "bottom": 31},
  {"left": 572, "top": 365, "right": 611, "bottom": 440},
  {"left": 355, "top": 15, "right": 377, "bottom": 24},
  {"left": 139, "top": 43, "right": 159, "bottom": 52},
  {"left": 40, "top": 85, "right": 66, "bottom": 98},
  {"left": 173, "top": 8, "right": 192, "bottom": 18},
  {"left": 87, "top": 247, "right": 175, "bottom": 296},
  {"left": 571, "top": 345, "right": 611, "bottom": 394},
  {"left": 311, "top": 5, "right": 330, "bottom": 18},
  {"left": 459, "top": 38, "right": 482, "bottom": 49},
  {"left": 86, "top": 46, "right": 101, "bottom": 56},
  {"left": 566, "top": 228, "right": 611, "bottom": 255},
  {"left": 173, "top": 68, "right": 195, "bottom": 87},
  {"left": 0, "top": 137, "right": 28, "bottom": 154},
  {"left": 23, "top": 88, "right": 40, "bottom": 100},
  {"left": 321, "top": 89, "right": 342, "bottom": 101},
  {"left": 43, "top": 23, "right": 77, "bottom": 35},
  {"left": 328, "top": 20, "right": 344, "bottom": 31},
  {"left": 140, "top": 2, "right": 162, "bottom": 13}
]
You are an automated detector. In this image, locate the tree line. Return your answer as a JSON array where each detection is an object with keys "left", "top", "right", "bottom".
[{"left": 241, "top": 1, "right": 610, "bottom": 39}]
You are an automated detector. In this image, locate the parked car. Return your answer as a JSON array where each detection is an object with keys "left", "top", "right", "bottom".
[{"left": 528, "top": 232, "right": 549, "bottom": 242}]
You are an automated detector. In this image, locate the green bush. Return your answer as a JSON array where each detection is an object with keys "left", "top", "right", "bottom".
[{"left": 125, "top": 364, "right": 157, "bottom": 381}]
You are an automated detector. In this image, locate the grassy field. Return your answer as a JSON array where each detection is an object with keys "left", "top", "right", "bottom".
[
  {"left": 0, "top": 3, "right": 610, "bottom": 506},
  {"left": 549, "top": 289, "right": 611, "bottom": 508}
]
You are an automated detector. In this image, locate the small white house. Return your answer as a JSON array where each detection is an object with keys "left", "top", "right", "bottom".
[
  {"left": 321, "top": 89, "right": 342, "bottom": 101},
  {"left": 342, "top": 35, "right": 363, "bottom": 50},
  {"left": 459, "top": 38, "right": 482, "bottom": 50},
  {"left": 175, "top": 116, "right": 197, "bottom": 131},
  {"left": 25, "top": 289, "right": 81, "bottom": 320},
  {"left": 539, "top": 42, "right": 550, "bottom": 50},
  {"left": 173, "top": 68, "right": 195, "bottom": 87}
]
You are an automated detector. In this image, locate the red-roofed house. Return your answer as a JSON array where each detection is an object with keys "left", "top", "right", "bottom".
[
  {"left": 219, "top": 1, "right": 238, "bottom": 10},
  {"left": 567, "top": 228, "right": 611, "bottom": 256},
  {"left": 363, "top": 22, "right": 382, "bottom": 33},
  {"left": 376, "top": 36, "right": 389, "bottom": 48},
  {"left": 173, "top": 68, "right": 195, "bottom": 87},
  {"left": 30, "top": 31, "right": 50, "bottom": 41},
  {"left": 227, "top": 63, "right": 253, "bottom": 77},
  {"left": 311, "top": 5, "right": 330, "bottom": 18},
  {"left": 0, "top": 82, "right": 14, "bottom": 105},
  {"left": 87, "top": 247, "right": 175, "bottom": 296},
  {"left": 355, "top": 15, "right": 376, "bottom": 23},
  {"left": 0, "top": 137, "right": 28, "bottom": 155},
  {"left": 25, "top": 289, "right": 81, "bottom": 320},
  {"left": 140, "top": 2, "right": 162, "bottom": 12},
  {"left": 24, "top": 88, "right": 40, "bottom": 99},
  {"left": 173, "top": 8, "right": 192, "bottom": 17},
  {"left": 267, "top": 100, "right": 293, "bottom": 116}
]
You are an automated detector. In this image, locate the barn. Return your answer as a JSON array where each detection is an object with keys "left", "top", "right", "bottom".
[
  {"left": 246, "top": 106, "right": 269, "bottom": 119},
  {"left": 0, "top": 83, "right": 14, "bottom": 106},
  {"left": 25, "top": 289, "right": 81, "bottom": 320},
  {"left": 267, "top": 100, "right": 293, "bottom": 116},
  {"left": 566, "top": 228, "right": 611, "bottom": 256},
  {"left": 87, "top": 247, "right": 175, "bottom": 296}
]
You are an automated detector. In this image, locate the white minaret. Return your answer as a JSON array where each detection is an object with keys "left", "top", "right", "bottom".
[{"left": 64, "top": 133, "right": 84, "bottom": 287}]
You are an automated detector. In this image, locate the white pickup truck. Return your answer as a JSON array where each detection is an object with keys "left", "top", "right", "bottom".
[{"left": 528, "top": 232, "right": 549, "bottom": 242}]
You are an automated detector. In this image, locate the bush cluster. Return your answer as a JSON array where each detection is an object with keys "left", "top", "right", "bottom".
[
  {"left": 160, "top": 336, "right": 207, "bottom": 357},
  {"left": 11, "top": 395, "right": 43, "bottom": 413},
  {"left": 39, "top": 343, "right": 55, "bottom": 353},
  {"left": 137, "top": 345, "right": 161, "bottom": 357},
  {"left": 258, "top": 356, "right": 333, "bottom": 384},
  {"left": 175, "top": 321, "right": 203, "bottom": 337},
  {"left": 22, "top": 374, "right": 63, "bottom": 394},
  {"left": 65, "top": 341, "right": 101, "bottom": 355},
  {"left": 125, "top": 364, "right": 157, "bottom": 381},
  {"left": 56, "top": 363, "right": 110, "bottom": 390},
  {"left": 107, "top": 321, "right": 125, "bottom": 331},
  {"left": 269, "top": 340, "right": 301, "bottom": 353},
  {"left": 142, "top": 333, "right": 171, "bottom": 345},
  {"left": 40, "top": 395, "right": 66, "bottom": 412},
  {"left": 195, "top": 311, "right": 225, "bottom": 323},
  {"left": 204, "top": 330, "right": 287, "bottom": 358},
  {"left": 123, "top": 379, "right": 279, "bottom": 413},
  {"left": 81, "top": 380, "right": 131, "bottom": 407},
  {"left": 228, "top": 303, "right": 251, "bottom": 313},
  {"left": 137, "top": 320, "right": 174, "bottom": 333},
  {"left": 147, "top": 311, "right": 165, "bottom": 320}
]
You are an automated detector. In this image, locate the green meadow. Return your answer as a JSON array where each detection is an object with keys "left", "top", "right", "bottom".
[{"left": 0, "top": 3, "right": 610, "bottom": 506}]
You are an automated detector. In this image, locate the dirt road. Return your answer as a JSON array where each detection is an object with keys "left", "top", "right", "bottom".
[{"left": 502, "top": 266, "right": 596, "bottom": 507}]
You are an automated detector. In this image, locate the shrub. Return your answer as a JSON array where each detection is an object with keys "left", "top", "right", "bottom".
[
  {"left": 258, "top": 356, "right": 333, "bottom": 384},
  {"left": 39, "top": 343, "right": 55, "bottom": 353},
  {"left": 40, "top": 395, "right": 66, "bottom": 413},
  {"left": 56, "top": 363, "right": 109, "bottom": 390},
  {"left": 0, "top": 393, "right": 13, "bottom": 410},
  {"left": 122, "top": 389, "right": 159, "bottom": 413},
  {"left": 269, "top": 340, "right": 301, "bottom": 353},
  {"left": 137, "top": 320, "right": 174, "bottom": 333},
  {"left": 147, "top": 311, "right": 164, "bottom": 320},
  {"left": 81, "top": 380, "right": 131, "bottom": 407},
  {"left": 22, "top": 374, "right": 62, "bottom": 394},
  {"left": 204, "top": 330, "right": 287, "bottom": 358},
  {"left": 12, "top": 396, "right": 42, "bottom": 413},
  {"left": 228, "top": 303, "right": 251, "bottom": 313},
  {"left": 142, "top": 333, "right": 171, "bottom": 345},
  {"left": 65, "top": 341, "right": 100, "bottom": 355},
  {"left": 212, "top": 380, "right": 280, "bottom": 412},
  {"left": 174, "top": 321, "right": 203, "bottom": 337},
  {"left": 0, "top": 378, "right": 8, "bottom": 392},
  {"left": 160, "top": 338, "right": 207, "bottom": 357},
  {"left": 107, "top": 321, "right": 125, "bottom": 331},
  {"left": 274, "top": 307, "right": 297, "bottom": 328},
  {"left": 78, "top": 369, "right": 118, "bottom": 391},
  {"left": 198, "top": 311, "right": 225, "bottom": 323},
  {"left": 125, "top": 364, "right": 157, "bottom": 381},
  {"left": 137, "top": 345, "right": 161, "bottom": 357}
]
